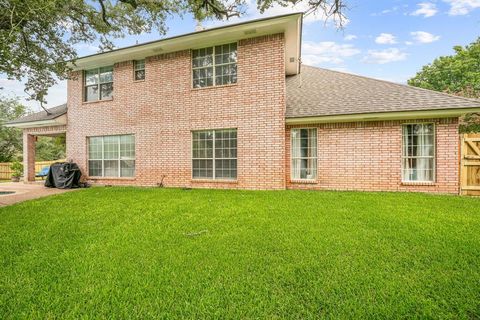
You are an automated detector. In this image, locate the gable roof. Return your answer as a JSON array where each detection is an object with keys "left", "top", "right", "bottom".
[
  {"left": 286, "top": 65, "right": 480, "bottom": 120},
  {"left": 5, "top": 103, "right": 67, "bottom": 125}
]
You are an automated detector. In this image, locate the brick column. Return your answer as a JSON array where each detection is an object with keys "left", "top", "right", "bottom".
[{"left": 23, "top": 133, "right": 36, "bottom": 182}]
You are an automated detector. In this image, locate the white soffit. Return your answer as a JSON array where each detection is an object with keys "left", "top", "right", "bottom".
[
  {"left": 4, "top": 115, "right": 67, "bottom": 129},
  {"left": 72, "top": 13, "right": 303, "bottom": 75}
]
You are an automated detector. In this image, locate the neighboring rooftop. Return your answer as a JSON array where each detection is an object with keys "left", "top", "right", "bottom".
[
  {"left": 5, "top": 104, "right": 67, "bottom": 127},
  {"left": 286, "top": 65, "right": 480, "bottom": 120}
]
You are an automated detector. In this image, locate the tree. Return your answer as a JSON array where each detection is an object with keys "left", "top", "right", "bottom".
[
  {"left": 0, "top": 95, "right": 28, "bottom": 162},
  {"left": 0, "top": 0, "right": 345, "bottom": 108},
  {"left": 459, "top": 112, "right": 480, "bottom": 134},
  {"left": 35, "top": 135, "right": 66, "bottom": 161},
  {"left": 408, "top": 38, "right": 480, "bottom": 98}
]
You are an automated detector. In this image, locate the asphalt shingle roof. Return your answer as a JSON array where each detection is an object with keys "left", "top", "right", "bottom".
[
  {"left": 8, "top": 66, "right": 480, "bottom": 125},
  {"left": 286, "top": 65, "right": 480, "bottom": 118},
  {"left": 7, "top": 103, "right": 67, "bottom": 124}
]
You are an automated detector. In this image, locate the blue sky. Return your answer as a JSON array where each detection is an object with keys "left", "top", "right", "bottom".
[{"left": 1, "top": 0, "right": 479, "bottom": 111}]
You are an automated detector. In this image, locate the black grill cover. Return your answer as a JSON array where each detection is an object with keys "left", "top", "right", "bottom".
[{"left": 45, "top": 162, "right": 82, "bottom": 189}]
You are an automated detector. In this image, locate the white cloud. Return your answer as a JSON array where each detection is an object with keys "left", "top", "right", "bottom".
[
  {"left": 411, "top": 2, "right": 438, "bottom": 17},
  {"left": 302, "top": 41, "right": 361, "bottom": 66},
  {"left": 363, "top": 48, "right": 408, "bottom": 64},
  {"left": 410, "top": 31, "right": 440, "bottom": 43},
  {"left": 371, "top": 6, "right": 400, "bottom": 16},
  {"left": 444, "top": 0, "right": 480, "bottom": 15},
  {"left": 344, "top": 34, "right": 357, "bottom": 41},
  {"left": 405, "top": 41, "right": 414, "bottom": 45},
  {"left": 375, "top": 33, "right": 397, "bottom": 44},
  {"left": 73, "top": 43, "right": 99, "bottom": 55},
  {"left": 0, "top": 78, "right": 66, "bottom": 111}
]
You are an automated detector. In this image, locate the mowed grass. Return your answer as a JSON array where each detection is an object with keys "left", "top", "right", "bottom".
[{"left": 1, "top": 188, "right": 479, "bottom": 319}]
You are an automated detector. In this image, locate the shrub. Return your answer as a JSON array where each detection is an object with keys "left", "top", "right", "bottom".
[{"left": 10, "top": 160, "right": 23, "bottom": 178}]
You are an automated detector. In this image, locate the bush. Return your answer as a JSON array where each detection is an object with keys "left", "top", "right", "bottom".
[
  {"left": 459, "top": 113, "right": 480, "bottom": 133},
  {"left": 10, "top": 161, "right": 23, "bottom": 178}
]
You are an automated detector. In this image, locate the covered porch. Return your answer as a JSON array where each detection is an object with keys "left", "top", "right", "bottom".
[{"left": 4, "top": 104, "right": 67, "bottom": 183}]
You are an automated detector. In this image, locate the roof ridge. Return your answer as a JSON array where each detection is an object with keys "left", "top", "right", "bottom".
[{"left": 301, "top": 64, "right": 480, "bottom": 106}]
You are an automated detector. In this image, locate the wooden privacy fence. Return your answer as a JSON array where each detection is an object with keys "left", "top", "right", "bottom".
[
  {"left": 0, "top": 160, "right": 65, "bottom": 180},
  {"left": 460, "top": 134, "right": 480, "bottom": 195}
]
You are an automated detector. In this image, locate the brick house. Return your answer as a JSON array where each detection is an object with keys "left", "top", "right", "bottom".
[{"left": 7, "top": 13, "right": 480, "bottom": 194}]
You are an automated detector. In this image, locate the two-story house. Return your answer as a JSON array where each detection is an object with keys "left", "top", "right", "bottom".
[{"left": 7, "top": 13, "right": 480, "bottom": 194}]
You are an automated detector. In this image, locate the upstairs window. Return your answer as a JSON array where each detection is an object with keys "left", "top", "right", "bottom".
[
  {"left": 84, "top": 66, "right": 113, "bottom": 102},
  {"left": 134, "top": 59, "right": 145, "bottom": 81},
  {"left": 402, "top": 123, "right": 435, "bottom": 182},
  {"left": 192, "top": 43, "right": 237, "bottom": 88}
]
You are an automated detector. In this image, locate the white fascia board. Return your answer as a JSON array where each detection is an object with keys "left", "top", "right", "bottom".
[
  {"left": 4, "top": 115, "right": 67, "bottom": 129},
  {"left": 285, "top": 107, "right": 480, "bottom": 125},
  {"left": 70, "top": 13, "right": 303, "bottom": 75}
]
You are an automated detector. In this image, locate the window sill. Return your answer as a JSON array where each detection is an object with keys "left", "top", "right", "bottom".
[
  {"left": 88, "top": 176, "right": 135, "bottom": 181},
  {"left": 290, "top": 179, "right": 318, "bottom": 184},
  {"left": 82, "top": 98, "right": 114, "bottom": 105},
  {"left": 133, "top": 79, "right": 145, "bottom": 83},
  {"left": 401, "top": 181, "right": 436, "bottom": 186},
  {"left": 191, "top": 83, "right": 238, "bottom": 91},
  {"left": 191, "top": 179, "right": 238, "bottom": 184}
]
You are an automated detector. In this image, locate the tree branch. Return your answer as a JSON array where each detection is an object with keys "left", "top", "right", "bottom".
[
  {"left": 200, "top": 0, "right": 241, "bottom": 19},
  {"left": 98, "top": 0, "right": 111, "bottom": 26}
]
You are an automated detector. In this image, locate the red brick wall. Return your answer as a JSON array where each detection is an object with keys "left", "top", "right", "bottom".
[
  {"left": 286, "top": 118, "right": 460, "bottom": 194},
  {"left": 66, "top": 34, "right": 286, "bottom": 189}
]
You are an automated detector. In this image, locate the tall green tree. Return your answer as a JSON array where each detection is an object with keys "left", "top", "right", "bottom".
[
  {"left": 0, "top": 0, "right": 345, "bottom": 108},
  {"left": 35, "top": 135, "right": 66, "bottom": 161},
  {"left": 408, "top": 38, "right": 480, "bottom": 98},
  {"left": 0, "top": 95, "right": 27, "bottom": 162}
]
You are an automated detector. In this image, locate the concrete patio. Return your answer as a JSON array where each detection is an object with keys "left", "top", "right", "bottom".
[{"left": 0, "top": 182, "right": 75, "bottom": 207}]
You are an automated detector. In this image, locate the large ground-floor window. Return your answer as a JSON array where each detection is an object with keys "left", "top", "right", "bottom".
[
  {"left": 291, "top": 128, "right": 317, "bottom": 180},
  {"left": 192, "top": 129, "right": 237, "bottom": 180},
  {"left": 402, "top": 123, "right": 435, "bottom": 182},
  {"left": 88, "top": 134, "right": 135, "bottom": 177}
]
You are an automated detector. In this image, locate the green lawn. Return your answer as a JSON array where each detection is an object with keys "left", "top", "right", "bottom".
[{"left": 1, "top": 188, "right": 479, "bottom": 319}]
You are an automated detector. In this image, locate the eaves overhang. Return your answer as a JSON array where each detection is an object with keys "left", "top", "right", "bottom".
[
  {"left": 285, "top": 107, "right": 480, "bottom": 125},
  {"left": 4, "top": 115, "right": 67, "bottom": 129},
  {"left": 70, "top": 13, "right": 303, "bottom": 75}
]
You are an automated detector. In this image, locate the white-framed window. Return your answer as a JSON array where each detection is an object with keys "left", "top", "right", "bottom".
[
  {"left": 291, "top": 128, "right": 317, "bottom": 180},
  {"left": 402, "top": 123, "right": 435, "bottom": 182},
  {"left": 192, "top": 129, "right": 237, "bottom": 179},
  {"left": 134, "top": 59, "right": 145, "bottom": 81},
  {"left": 88, "top": 135, "right": 135, "bottom": 177},
  {"left": 84, "top": 66, "right": 113, "bottom": 102},
  {"left": 192, "top": 43, "right": 237, "bottom": 88}
]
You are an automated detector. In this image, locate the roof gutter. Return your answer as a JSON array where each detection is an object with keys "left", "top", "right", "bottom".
[
  {"left": 70, "top": 12, "right": 303, "bottom": 75},
  {"left": 285, "top": 107, "right": 480, "bottom": 125},
  {"left": 74, "top": 13, "right": 302, "bottom": 61}
]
